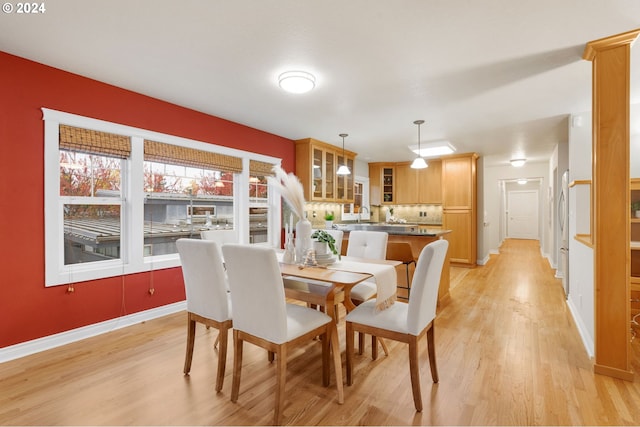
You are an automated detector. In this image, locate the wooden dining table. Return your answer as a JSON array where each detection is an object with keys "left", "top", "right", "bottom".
[
  {"left": 277, "top": 254, "right": 400, "bottom": 404},
  {"left": 280, "top": 255, "right": 401, "bottom": 320}
]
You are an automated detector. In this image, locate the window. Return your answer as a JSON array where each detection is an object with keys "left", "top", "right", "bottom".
[
  {"left": 342, "top": 177, "right": 370, "bottom": 221},
  {"left": 44, "top": 109, "right": 281, "bottom": 286}
]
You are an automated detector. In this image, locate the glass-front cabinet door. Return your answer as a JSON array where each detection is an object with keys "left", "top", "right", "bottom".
[
  {"left": 336, "top": 154, "right": 354, "bottom": 202},
  {"left": 324, "top": 150, "right": 335, "bottom": 200},
  {"left": 312, "top": 147, "right": 323, "bottom": 200}
]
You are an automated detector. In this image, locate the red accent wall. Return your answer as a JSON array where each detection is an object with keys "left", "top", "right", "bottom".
[{"left": 0, "top": 51, "right": 295, "bottom": 348}]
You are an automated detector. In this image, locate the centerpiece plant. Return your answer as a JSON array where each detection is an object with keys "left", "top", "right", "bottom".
[{"left": 311, "top": 230, "right": 339, "bottom": 257}]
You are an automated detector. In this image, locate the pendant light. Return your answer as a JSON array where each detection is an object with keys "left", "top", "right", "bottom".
[
  {"left": 411, "top": 120, "right": 428, "bottom": 169},
  {"left": 336, "top": 133, "right": 351, "bottom": 175}
]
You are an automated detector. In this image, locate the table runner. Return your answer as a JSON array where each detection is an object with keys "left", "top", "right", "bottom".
[{"left": 328, "top": 259, "right": 397, "bottom": 311}]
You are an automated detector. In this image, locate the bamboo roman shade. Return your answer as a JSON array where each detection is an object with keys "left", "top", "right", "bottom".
[
  {"left": 249, "top": 160, "right": 276, "bottom": 176},
  {"left": 59, "top": 125, "right": 131, "bottom": 158},
  {"left": 144, "top": 140, "right": 243, "bottom": 173}
]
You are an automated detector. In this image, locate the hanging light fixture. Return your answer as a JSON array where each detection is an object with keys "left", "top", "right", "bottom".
[
  {"left": 336, "top": 133, "right": 351, "bottom": 175},
  {"left": 410, "top": 120, "right": 428, "bottom": 169}
]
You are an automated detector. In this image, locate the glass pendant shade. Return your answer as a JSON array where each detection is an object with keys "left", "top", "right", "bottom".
[
  {"left": 336, "top": 164, "right": 351, "bottom": 175},
  {"left": 336, "top": 133, "right": 351, "bottom": 175},
  {"left": 411, "top": 119, "right": 428, "bottom": 169},
  {"left": 410, "top": 156, "right": 428, "bottom": 169}
]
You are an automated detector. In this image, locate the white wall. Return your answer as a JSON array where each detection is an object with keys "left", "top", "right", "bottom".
[
  {"left": 567, "top": 110, "right": 594, "bottom": 357},
  {"left": 479, "top": 161, "right": 550, "bottom": 263}
]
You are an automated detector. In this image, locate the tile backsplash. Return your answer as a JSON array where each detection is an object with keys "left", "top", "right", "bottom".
[
  {"left": 299, "top": 202, "right": 443, "bottom": 228},
  {"left": 372, "top": 204, "right": 442, "bottom": 224}
]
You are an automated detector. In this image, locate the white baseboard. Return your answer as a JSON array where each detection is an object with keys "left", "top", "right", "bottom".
[
  {"left": 0, "top": 301, "right": 186, "bottom": 364},
  {"left": 566, "top": 297, "right": 594, "bottom": 358},
  {"left": 477, "top": 249, "right": 499, "bottom": 266}
]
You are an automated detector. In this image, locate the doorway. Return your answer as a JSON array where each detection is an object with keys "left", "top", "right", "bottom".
[
  {"left": 507, "top": 189, "right": 539, "bottom": 239},
  {"left": 499, "top": 178, "right": 543, "bottom": 243}
]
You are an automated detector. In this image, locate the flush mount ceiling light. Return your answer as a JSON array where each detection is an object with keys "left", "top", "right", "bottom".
[
  {"left": 510, "top": 158, "right": 527, "bottom": 167},
  {"left": 278, "top": 71, "right": 316, "bottom": 94},
  {"left": 336, "top": 133, "right": 351, "bottom": 175},
  {"left": 411, "top": 120, "right": 428, "bottom": 169},
  {"left": 517, "top": 179, "right": 528, "bottom": 185},
  {"left": 409, "top": 140, "right": 456, "bottom": 158}
]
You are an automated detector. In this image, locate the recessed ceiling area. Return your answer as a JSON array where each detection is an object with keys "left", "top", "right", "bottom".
[{"left": 1, "top": 0, "right": 639, "bottom": 166}]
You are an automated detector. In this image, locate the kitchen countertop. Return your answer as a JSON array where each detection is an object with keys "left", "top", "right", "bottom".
[{"left": 335, "top": 223, "right": 450, "bottom": 237}]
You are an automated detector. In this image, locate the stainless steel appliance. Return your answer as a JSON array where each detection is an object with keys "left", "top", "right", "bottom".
[{"left": 559, "top": 169, "right": 570, "bottom": 298}]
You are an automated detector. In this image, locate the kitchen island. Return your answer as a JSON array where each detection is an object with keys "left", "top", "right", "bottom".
[{"left": 336, "top": 223, "right": 452, "bottom": 305}]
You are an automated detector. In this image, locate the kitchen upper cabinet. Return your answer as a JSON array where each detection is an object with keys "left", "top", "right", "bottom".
[
  {"left": 395, "top": 163, "right": 415, "bottom": 204},
  {"left": 369, "top": 163, "right": 396, "bottom": 205},
  {"left": 372, "top": 160, "right": 443, "bottom": 205},
  {"left": 295, "top": 138, "right": 356, "bottom": 203},
  {"left": 418, "top": 160, "right": 442, "bottom": 204},
  {"left": 442, "top": 154, "right": 476, "bottom": 209},
  {"left": 336, "top": 154, "right": 354, "bottom": 200}
]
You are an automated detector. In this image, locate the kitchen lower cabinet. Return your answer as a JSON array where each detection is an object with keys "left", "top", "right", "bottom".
[{"left": 442, "top": 210, "right": 475, "bottom": 266}]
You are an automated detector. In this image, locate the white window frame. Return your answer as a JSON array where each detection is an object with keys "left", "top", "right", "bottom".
[
  {"left": 342, "top": 176, "right": 371, "bottom": 221},
  {"left": 43, "top": 108, "right": 281, "bottom": 287}
]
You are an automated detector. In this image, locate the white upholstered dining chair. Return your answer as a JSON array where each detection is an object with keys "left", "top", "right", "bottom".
[
  {"left": 200, "top": 229, "right": 237, "bottom": 259},
  {"left": 176, "top": 238, "right": 232, "bottom": 392},
  {"left": 221, "top": 244, "right": 343, "bottom": 425},
  {"left": 347, "top": 230, "right": 389, "bottom": 302},
  {"left": 345, "top": 239, "right": 448, "bottom": 412},
  {"left": 345, "top": 230, "right": 389, "bottom": 355}
]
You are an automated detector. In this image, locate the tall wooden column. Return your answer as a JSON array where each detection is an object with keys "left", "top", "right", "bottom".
[{"left": 583, "top": 29, "right": 639, "bottom": 381}]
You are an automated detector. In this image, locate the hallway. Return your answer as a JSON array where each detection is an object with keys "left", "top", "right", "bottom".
[{"left": 1, "top": 239, "right": 639, "bottom": 425}]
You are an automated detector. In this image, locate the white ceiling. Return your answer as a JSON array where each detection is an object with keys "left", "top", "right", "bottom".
[{"left": 1, "top": 0, "right": 639, "bottom": 166}]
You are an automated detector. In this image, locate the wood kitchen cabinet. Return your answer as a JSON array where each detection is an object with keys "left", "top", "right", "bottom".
[
  {"left": 442, "top": 153, "right": 478, "bottom": 266},
  {"left": 372, "top": 160, "right": 442, "bottom": 205},
  {"left": 369, "top": 163, "right": 396, "bottom": 205},
  {"left": 442, "top": 154, "right": 475, "bottom": 209},
  {"left": 295, "top": 138, "right": 356, "bottom": 203},
  {"left": 395, "top": 163, "right": 414, "bottom": 204},
  {"left": 418, "top": 159, "right": 442, "bottom": 204}
]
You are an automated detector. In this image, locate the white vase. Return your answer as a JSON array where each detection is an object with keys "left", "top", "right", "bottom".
[
  {"left": 325, "top": 220, "right": 333, "bottom": 229},
  {"left": 295, "top": 218, "right": 312, "bottom": 262}
]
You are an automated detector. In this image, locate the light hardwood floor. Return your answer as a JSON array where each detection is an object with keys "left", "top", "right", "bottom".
[{"left": 2, "top": 239, "right": 640, "bottom": 425}]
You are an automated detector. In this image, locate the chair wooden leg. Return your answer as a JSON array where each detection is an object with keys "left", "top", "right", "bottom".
[
  {"left": 380, "top": 338, "right": 390, "bottom": 356},
  {"left": 231, "top": 330, "right": 243, "bottom": 403},
  {"left": 371, "top": 335, "right": 378, "bottom": 360},
  {"left": 346, "top": 321, "right": 354, "bottom": 386},
  {"left": 183, "top": 315, "right": 196, "bottom": 374},
  {"left": 274, "top": 345, "right": 287, "bottom": 426},
  {"left": 321, "top": 330, "right": 330, "bottom": 386},
  {"left": 215, "top": 326, "right": 228, "bottom": 392},
  {"left": 371, "top": 336, "right": 390, "bottom": 360},
  {"left": 408, "top": 335, "right": 423, "bottom": 412},
  {"left": 426, "top": 324, "right": 439, "bottom": 383},
  {"left": 358, "top": 332, "right": 365, "bottom": 355},
  {"left": 329, "top": 322, "right": 344, "bottom": 403}
]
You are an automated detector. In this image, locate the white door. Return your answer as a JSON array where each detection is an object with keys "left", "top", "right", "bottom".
[{"left": 507, "top": 190, "right": 539, "bottom": 239}]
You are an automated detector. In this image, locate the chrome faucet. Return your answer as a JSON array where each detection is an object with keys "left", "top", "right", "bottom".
[{"left": 357, "top": 206, "right": 369, "bottom": 223}]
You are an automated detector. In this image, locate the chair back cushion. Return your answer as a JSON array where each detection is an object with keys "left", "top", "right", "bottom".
[
  {"left": 222, "top": 244, "right": 288, "bottom": 342},
  {"left": 176, "top": 239, "right": 230, "bottom": 322},
  {"left": 200, "top": 229, "right": 237, "bottom": 259},
  {"left": 406, "top": 240, "right": 449, "bottom": 335},
  {"left": 346, "top": 230, "right": 388, "bottom": 260}
]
